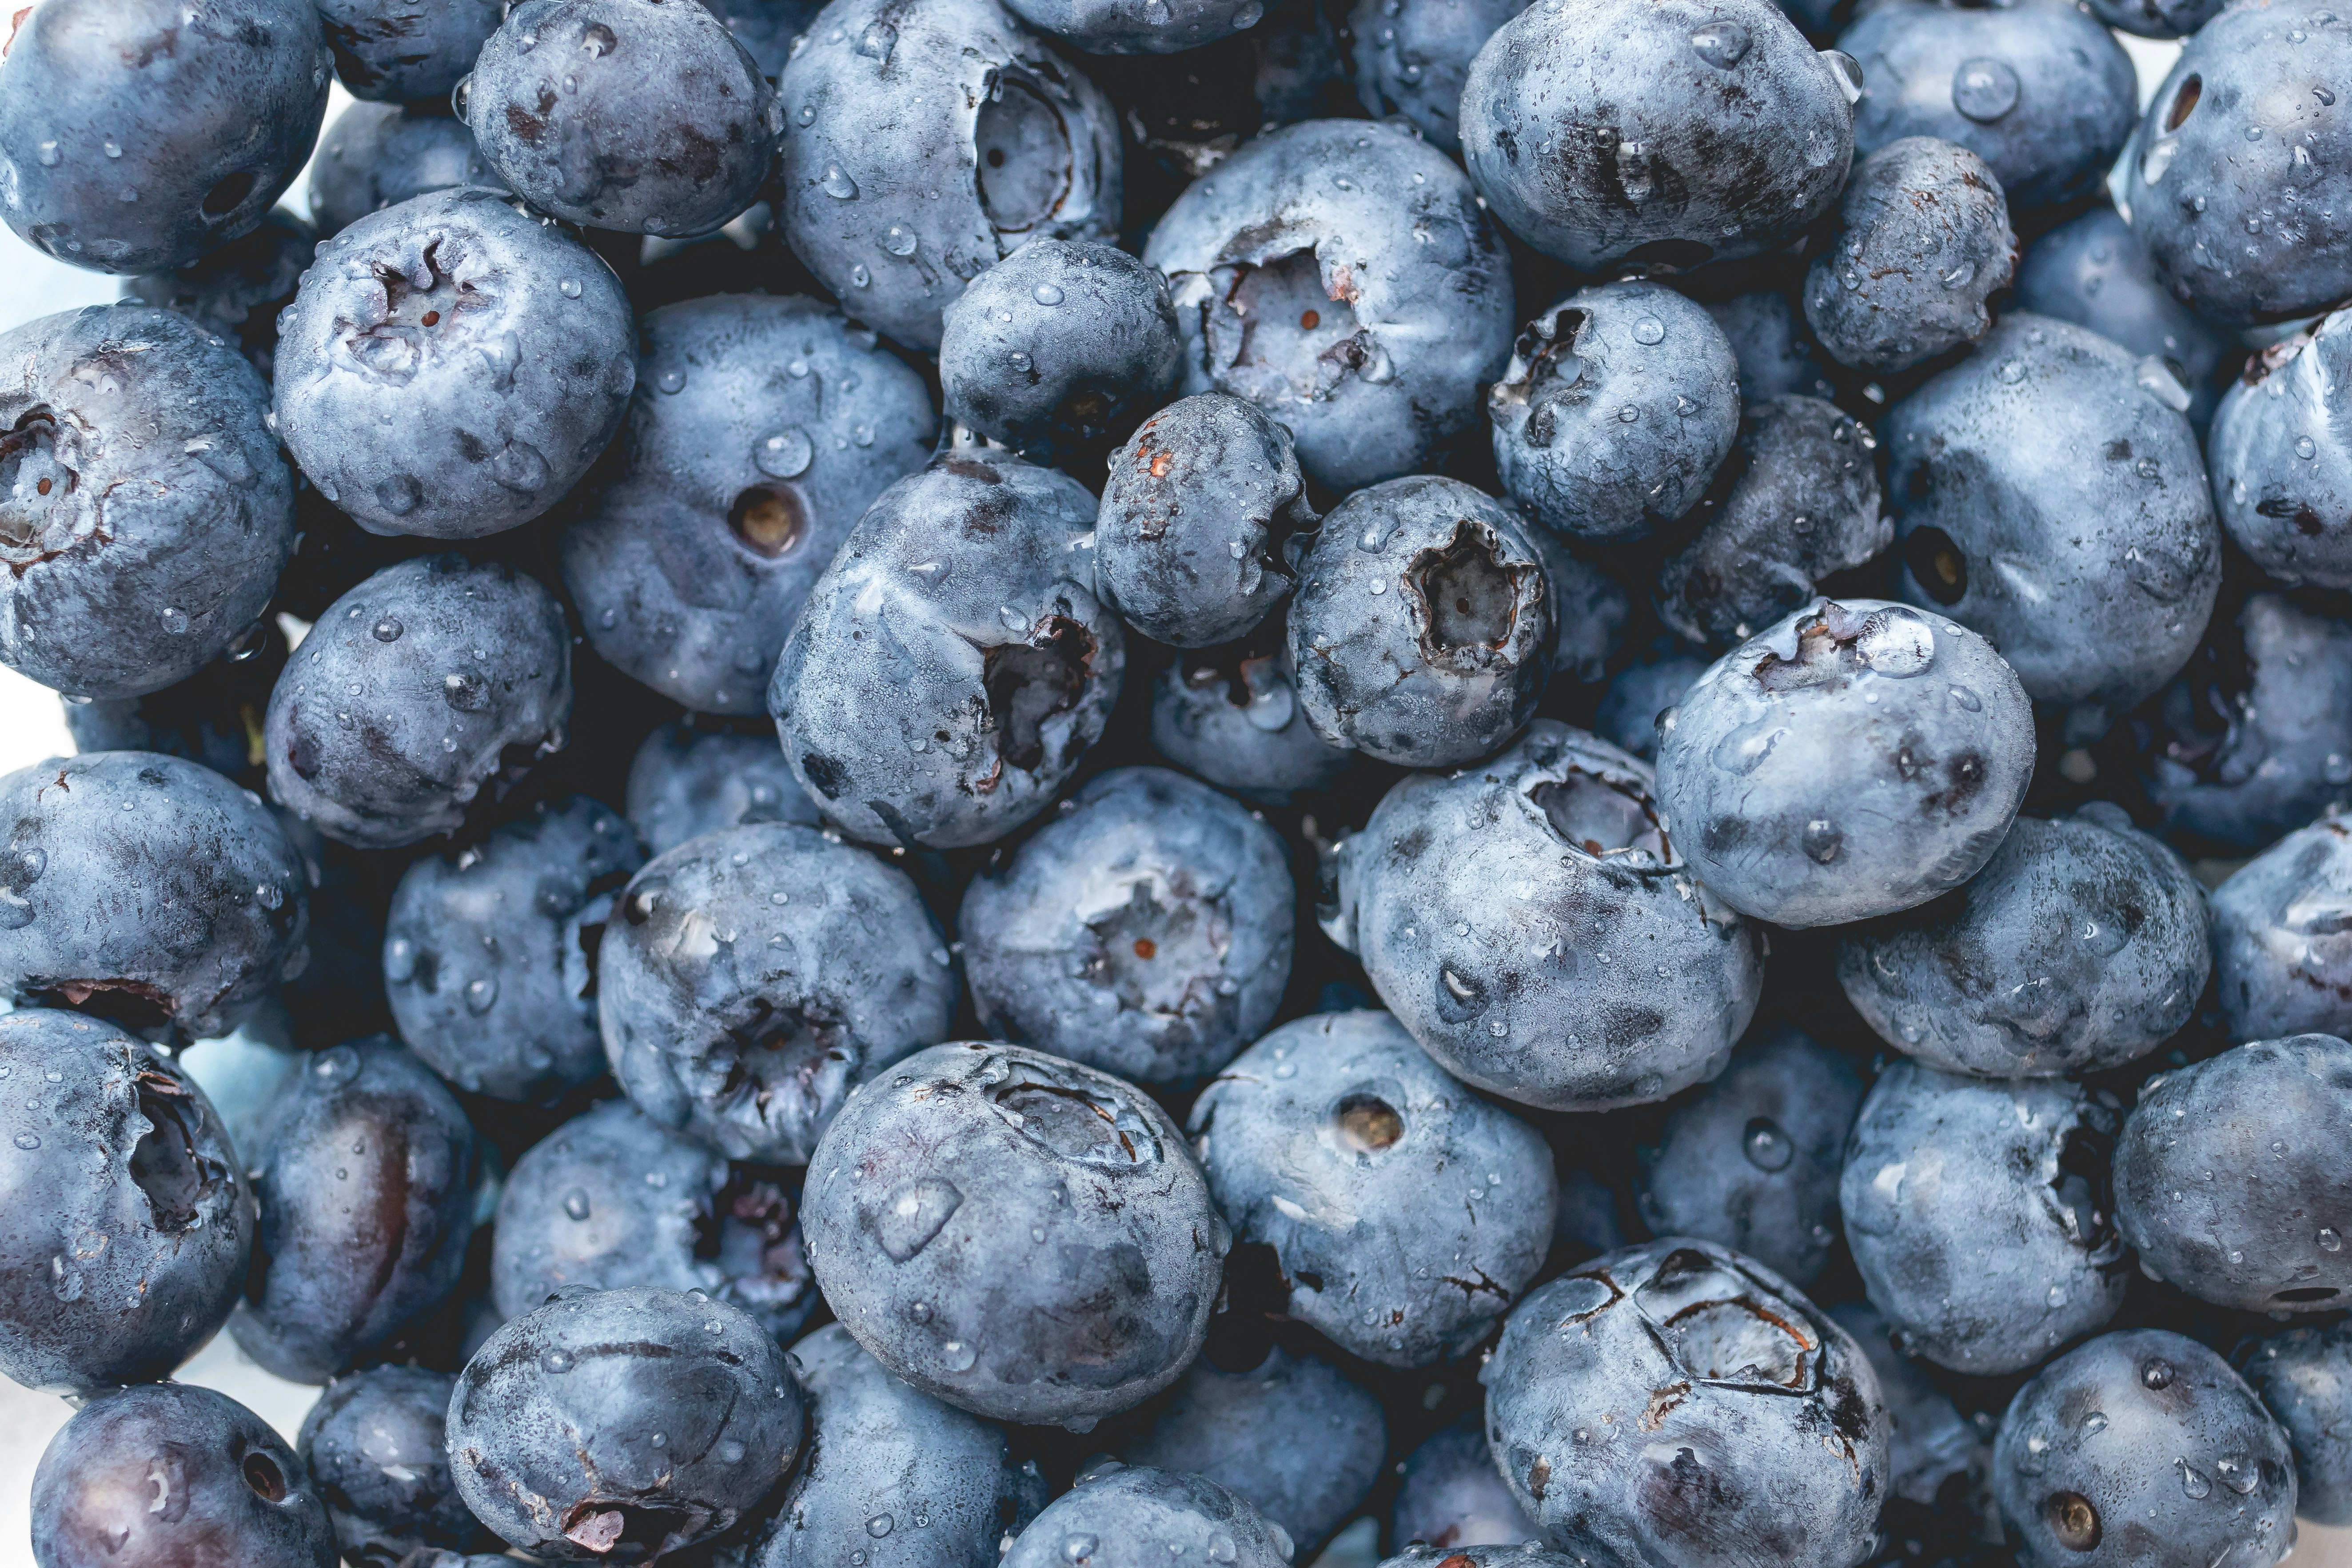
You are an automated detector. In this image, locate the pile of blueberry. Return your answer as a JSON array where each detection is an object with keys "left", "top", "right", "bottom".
[{"left": 5, "top": 0, "right": 2352, "bottom": 1564}]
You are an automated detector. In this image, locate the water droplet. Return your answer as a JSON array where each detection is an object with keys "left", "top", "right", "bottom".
[
  {"left": 1063, "top": 1536, "right": 1100, "bottom": 1564},
  {"left": 1632, "top": 314, "right": 1666, "bottom": 344},
  {"left": 563, "top": 1189, "right": 591, "bottom": 1221},
  {"left": 1743, "top": 1117, "right": 1794, "bottom": 1171},
  {"left": 942, "top": 1339, "right": 978, "bottom": 1372},
  {"left": 1617, "top": 404, "right": 1640, "bottom": 423},
  {"left": 465, "top": 976, "right": 498, "bottom": 1015},
  {"left": 756, "top": 427, "right": 814, "bottom": 478},
  {"left": 371, "top": 616, "right": 404, "bottom": 643},
  {"left": 2297, "top": 436, "right": 2320, "bottom": 460},
  {"left": 158, "top": 606, "right": 189, "bottom": 634},
  {"left": 2322, "top": 1227, "right": 2343, "bottom": 1252},
  {"left": 866, "top": 1514, "right": 895, "bottom": 1537},
  {"left": 1207, "top": 1534, "right": 1238, "bottom": 1564},
  {"left": 1802, "top": 820, "right": 1843, "bottom": 864},
  {"left": 1940, "top": 260, "right": 1977, "bottom": 290},
  {"left": 2141, "top": 135, "right": 2181, "bottom": 185},
  {"left": 821, "top": 164, "right": 860, "bottom": 200},
  {"left": 2180, "top": 1459, "right": 2212, "bottom": 1499},
  {"left": 445, "top": 671, "right": 490, "bottom": 713},
  {"left": 1822, "top": 48, "right": 1864, "bottom": 104},
  {"left": 35, "top": 140, "right": 57, "bottom": 167},
  {"left": 1689, "top": 19, "right": 1750, "bottom": 68},
  {"left": 2080, "top": 1411, "right": 2109, "bottom": 1436},
  {"left": 850, "top": 264, "right": 871, "bottom": 288},
  {"left": 1232, "top": 0, "right": 1262, "bottom": 24},
  {"left": 2134, "top": 355, "right": 2193, "bottom": 411},
  {"left": 2143, "top": 1357, "right": 2175, "bottom": 1390},
  {"left": 1033, "top": 283, "right": 1065, "bottom": 306},
  {"left": 1008, "top": 350, "right": 1033, "bottom": 372},
  {"left": 1996, "top": 359, "right": 2026, "bottom": 385},
  {"left": 558, "top": 278, "right": 582, "bottom": 300},
  {"left": 876, "top": 1178, "right": 963, "bottom": 1261},
  {"left": 857, "top": 20, "right": 897, "bottom": 60},
  {"left": 102, "top": 138, "right": 121, "bottom": 159},
  {"left": 656, "top": 368, "right": 687, "bottom": 395},
  {"left": 12, "top": 1133, "right": 38, "bottom": 1150},
  {"left": 909, "top": 1300, "right": 933, "bottom": 1323},
  {"left": 1951, "top": 57, "right": 2020, "bottom": 122},
  {"left": 541, "top": 1348, "right": 575, "bottom": 1374},
  {"left": 882, "top": 224, "right": 918, "bottom": 257}
]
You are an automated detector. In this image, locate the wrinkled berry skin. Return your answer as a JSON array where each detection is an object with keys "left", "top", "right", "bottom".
[
  {"left": 120, "top": 207, "right": 315, "bottom": 379},
  {"left": 1825, "top": 1299, "right": 1977, "bottom": 1508},
  {"left": 0, "top": 306, "right": 295, "bottom": 700},
  {"left": 0, "top": 751, "right": 307, "bottom": 1040},
  {"left": 322, "top": 0, "right": 502, "bottom": 101},
  {"left": 1654, "top": 597, "right": 2035, "bottom": 928},
  {"left": 1837, "top": 806, "right": 2208, "bottom": 1078},
  {"left": 1992, "top": 1330, "right": 2295, "bottom": 1568},
  {"left": 1842, "top": 1061, "right": 2126, "bottom": 1373},
  {"left": 562, "top": 294, "right": 934, "bottom": 715},
  {"left": 1148, "top": 646, "right": 1355, "bottom": 805},
  {"left": 1838, "top": 0, "right": 2135, "bottom": 212},
  {"left": 1391, "top": 1416, "right": 1539, "bottom": 1551},
  {"left": 2213, "top": 818, "right": 2352, "bottom": 1044},
  {"left": 1636, "top": 1025, "right": 1861, "bottom": 1288},
  {"left": 1288, "top": 476, "right": 1553, "bottom": 769},
  {"left": 963, "top": 768, "right": 1293, "bottom": 1088},
  {"left": 1347, "top": 0, "right": 1530, "bottom": 152},
  {"left": 308, "top": 103, "right": 501, "bottom": 239},
  {"left": 1489, "top": 281, "right": 1740, "bottom": 546},
  {"left": 30, "top": 1383, "right": 335, "bottom": 1568},
  {"left": 1002, "top": 1466, "right": 1296, "bottom": 1568},
  {"left": 1482, "top": 1238, "right": 1890, "bottom": 1568},
  {"left": 493, "top": 1099, "right": 815, "bottom": 1339},
  {"left": 1594, "top": 641, "right": 1707, "bottom": 760},
  {"left": 1533, "top": 535, "right": 1629, "bottom": 688},
  {"left": 385, "top": 797, "right": 644, "bottom": 1103},
  {"left": 776, "top": 0, "right": 1122, "bottom": 351},
  {"left": 1003, "top": 0, "right": 1266, "bottom": 51},
  {"left": 770, "top": 455, "right": 1124, "bottom": 850},
  {"left": 264, "top": 556, "right": 573, "bottom": 851},
  {"left": 801, "top": 1042, "right": 1226, "bottom": 1428},
  {"left": 0, "top": 1010, "right": 250, "bottom": 1395},
  {"left": 1888, "top": 314, "right": 2219, "bottom": 743},
  {"left": 298, "top": 1365, "right": 490, "bottom": 1565},
  {"left": 601, "top": 822, "right": 954, "bottom": 1165},
  {"left": 1460, "top": 0, "right": 1852, "bottom": 272},
  {"left": 2239, "top": 1321, "right": 2352, "bottom": 1524},
  {"left": 2013, "top": 207, "right": 2227, "bottom": 432},
  {"left": 231, "top": 1040, "right": 480, "bottom": 1384},
  {"left": 1097, "top": 394, "right": 1313, "bottom": 649},
  {"left": 751, "top": 1322, "right": 1046, "bottom": 1568},
  {"left": 449, "top": 1286, "right": 805, "bottom": 1563},
  {"left": 1188, "top": 1011, "right": 1558, "bottom": 1364},
  {"left": 625, "top": 722, "right": 819, "bottom": 856},
  {"left": 2115, "top": 1034, "right": 2352, "bottom": 1316},
  {"left": 1706, "top": 289, "right": 1833, "bottom": 406},
  {"left": 1328, "top": 723, "right": 1762, "bottom": 1109},
  {"left": 273, "top": 188, "right": 637, "bottom": 540},
  {"left": 0, "top": 0, "right": 332, "bottom": 275},
  {"left": 1147, "top": 119, "right": 1513, "bottom": 491},
  {"left": 2211, "top": 312, "right": 2352, "bottom": 591},
  {"left": 1802, "top": 137, "right": 2013, "bottom": 373}
]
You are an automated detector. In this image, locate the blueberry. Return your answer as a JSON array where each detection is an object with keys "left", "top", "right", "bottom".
[
  {"left": 2114, "top": 1033, "right": 2352, "bottom": 1316},
  {"left": 0, "top": 305, "right": 294, "bottom": 700},
  {"left": 2012, "top": 207, "right": 2227, "bottom": 432},
  {"left": 1000, "top": 1465, "right": 1296, "bottom": 1568},
  {"left": 271, "top": 188, "right": 637, "bottom": 540},
  {"left": 801, "top": 1042, "right": 1225, "bottom": 1428},
  {"left": 1373, "top": 1550, "right": 1577, "bottom": 1568},
  {"left": 321, "top": 0, "right": 502, "bottom": 101},
  {"left": 625, "top": 722, "right": 821, "bottom": 857},
  {"left": 1188, "top": 1010, "right": 1557, "bottom": 1363},
  {"left": 1825, "top": 1299, "right": 1979, "bottom": 1509},
  {"left": 307, "top": 102, "right": 502, "bottom": 239},
  {"left": 1838, "top": 805, "right": 2209, "bottom": 1078},
  {"left": 769, "top": 454, "right": 1124, "bottom": 850},
  {"left": 492, "top": 1098, "right": 815, "bottom": 1341},
  {"left": 449, "top": 1285, "right": 805, "bottom": 1562},
  {"left": 0, "top": 751, "right": 308, "bottom": 1040},
  {"left": 705, "top": 0, "right": 822, "bottom": 79},
  {"left": 1391, "top": 1416, "right": 1539, "bottom": 1552},
  {"left": 178, "top": 1000, "right": 306, "bottom": 1158},
  {"left": 263, "top": 555, "right": 574, "bottom": 850},
  {"left": 1654, "top": 395, "right": 1889, "bottom": 648},
  {"left": 1703, "top": 288, "right": 1836, "bottom": 406},
  {"left": 119, "top": 207, "right": 314, "bottom": 379},
  {"left": 1654, "top": 598, "right": 2036, "bottom": 928},
  {"left": 1802, "top": 136, "right": 2013, "bottom": 373},
  {"left": 2237, "top": 1321, "right": 2352, "bottom": 1525},
  {"left": 1148, "top": 640, "right": 1355, "bottom": 805},
  {"left": 749, "top": 1321, "right": 1047, "bottom": 1568},
  {"left": 1592, "top": 640, "right": 1708, "bottom": 761},
  {"left": 1842, "top": 1061, "right": 2125, "bottom": 1374},
  {"left": 1481, "top": 1238, "right": 1890, "bottom": 1568},
  {"left": 298, "top": 1365, "right": 491, "bottom": 1565},
  {"left": 1529, "top": 535, "right": 1630, "bottom": 688},
  {"left": 1347, "top": 0, "right": 1530, "bottom": 152},
  {"left": 1147, "top": 119, "right": 1513, "bottom": 491},
  {"left": 59, "top": 627, "right": 284, "bottom": 787},
  {"left": 1097, "top": 394, "right": 1314, "bottom": 649},
  {"left": 30, "top": 1383, "right": 335, "bottom": 1568},
  {"left": 1288, "top": 476, "right": 1553, "bottom": 769},
  {"left": 562, "top": 294, "right": 935, "bottom": 714},
  {"left": 1327, "top": 723, "right": 1763, "bottom": 1109},
  {"left": 1460, "top": 0, "right": 1854, "bottom": 271},
  {"left": 2212, "top": 818, "right": 2352, "bottom": 1045},
  {"left": 1991, "top": 1329, "right": 2294, "bottom": 1568},
  {"left": 1489, "top": 281, "right": 1742, "bottom": 546},
  {"left": 2082, "top": 0, "right": 2219, "bottom": 37},
  {"left": 775, "top": 0, "right": 1122, "bottom": 351},
  {"left": 2210, "top": 311, "right": 2352, "bottom": 591},
  {"left": 0, "top": 0, "right": 331, "bottom": 274},
  {"left": 1886, "top": 314, "right": 2219, "bottom": 743},
  {"left": 231, "top": 1038, "right": 481, "bottom": 1384},
  {"left": 1001, "top": 0, "right": 1269, "bottom": 52},
  {"left": 0, "top": 1010, "right": 249, "bottom": 1395}
]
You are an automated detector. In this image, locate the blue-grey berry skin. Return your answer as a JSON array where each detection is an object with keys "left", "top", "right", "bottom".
[
  {"left": 263, "top": 556, "right": 574, "bottom": 851},
  {"left": 775, "top": 0, "right": 1122, "bottom": 353},
  {"left": 273, "top": 189, "right": 636, "bottom": 540},
  {"left": 801, "top": 1042, "right": 1227, "bottom": 1428},
  {"left": 2211, "top": 311, "right": 2352, "bottom": 590},
  {"left": 1148, "top": 645, "right": 1355, "bottom": 806},
  {"left": 1482, "top": 1238, "right": 1890, "bottom": 1568},
  {"left": 625, "top": 722, "right": 821, "bottom": 857},
  {"left": 231, "top": 1040, "right": 480, "bottom": 1385},
  {"left": 706, "top": 0, "right": 823, "bottom": 78},
  {"left": 177, "top": 1001, "right": 304, "bottom": 1159},
  {"left": 448, "top": 1286, "right": 805, "bottom": 1563},
  {"left": 1704, "top": 289, "right": 1834, "bottom": 406},
  {"left": 1005, "top": 1466, "right": 1295, "bottom": 1568},
  {"left": 1489, "top": 281, "right": 1741, "bottom": 546},
  {"left": 1146, "top": 119, "right": 1513, "bottom": 492},
  {"left": 961, "top": 768, "right": 1294, "bottom": 1089},
  {"left": 1288, "top": 476, "right": 1553, "bottom": 770},
  {"left": 0, "top": 306, "right": 294, "bottom": 700},
  {"left": 1593, "top": 641, "right": 1707, "bottom": 761},
  {"left": 1655, "top": 395, "right": 1888, "bottom": 649},
  {"left": 1459, "top": 0, "right": 1853, "bottom": 273},
  {"left": 1802, "top": 137, "right": 2013, "bottom": 374},
  {"left": 1097, "top": 394, "right": 1314, "bottom": 650},
  {"left": 769, "top": 454, "right": 1124, "bottom": 850},
  {"left": 1391, "top": 1416, "right": 1540, "bottom": 1551},
  {"left": 599, "top": 822, "right": 955, "bottom": 1166},
  {"left": 2013, "top": 207, "right": 2226, "bottom": 433},
  {"left": 298, "top": 1365, "right": 489, "bottom": 1566},
  {"left": 1636, "top": 1025, "right": 1861, "bottom": 1289},
  {"left": 1328, "top": 722, "right": 1763, "bottom": 1110},
  {"left": 1838, "top": 0, "right": 2136, "bottom": 213},
  {"left": 0, "top": 0, "right": 332, "bottom": 275},
  {"left": 2084, "top": 0, "right": 2220, "bottom": 36},
  {"left": 1654, "top": 597, "right": 2035, "bottom": 929},
  {"left": 1530, "top": 533, "right": 1629, "bottom": 688},
  {"left": 1375, "top": 1551, "right": 1578, "bottom": 1568},
  {"left": 0, "top": 752, "right": 308, "bottom": 1040},
  {"left": 1188, "top": 1011, "right": 1558, "bottom": 1364},
  {"left": 307, "top": 103, "right": 502, "bottom": 239},
  {"left": 2239, "top": 1322, "right": 2352, "bottom": 1525},
  {"left": 562, "top": 295, "right": 934, "bottom": 716},
  {"left": 119, "top": 207, "right": 314, "bottom": 380},
  {"left": 1841, "top": 1061, "right": 2126, "bottom": 1374},
  {"left": 0, "top": 1010, "right": 251, "bottom": 1396},
  {"left": 1824, "top": 1300, "right": 1978, "bottom": 1509},
  {"left": 2115, "top": 1035, "right": 2352, "bottom": 1316},
  {"left": 751, "top": 1322, "right": 1046, "bottom": 1568},
  {"left": 1347, "top": 0, "right": 1530, "bottom": 152},
  {"left": 2213, "top": 818, "right": 2352, "bottom": 1045},
  {"left": 1991, "top": 1330, "right": 2294, "bottom": 1568},
  {"left": 1837, "top": 806, "right": 2209, "bottom": 1079},
  {"left": 385, "top": 797, "right": 645, "bottom": 1104},
  {"left": 321, "top": 0, "right": 502, "bottom": 101},
  {"left": 1001, "top": 0, "right": 1267, "bottom": 51}
]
